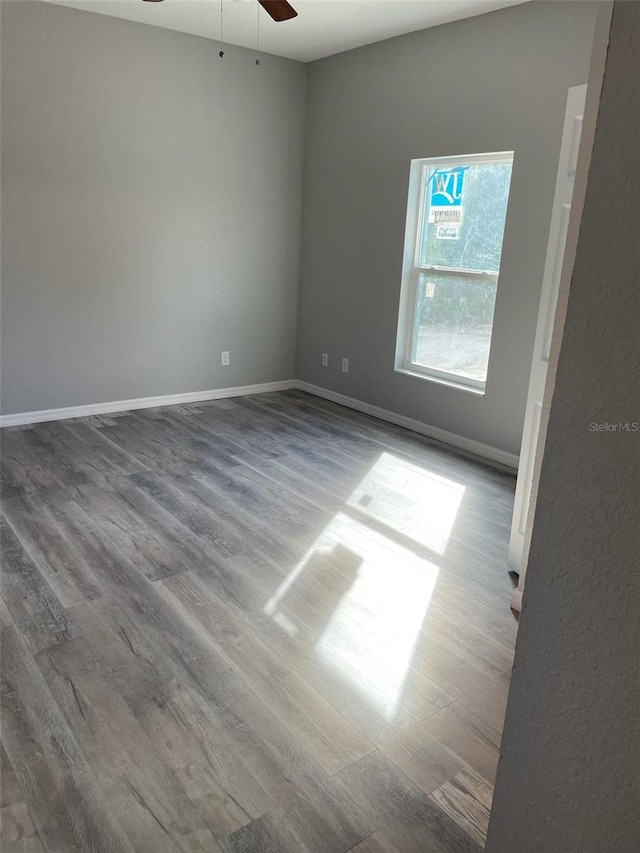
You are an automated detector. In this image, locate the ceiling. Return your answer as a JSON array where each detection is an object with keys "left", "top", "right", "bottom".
[{"left": 44, "top": 0, "right": 529, "bottom": 63}]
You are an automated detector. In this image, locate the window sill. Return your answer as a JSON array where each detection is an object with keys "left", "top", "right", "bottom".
[{"left": 394, "top": 365, "right": 486, "bottom": 397}]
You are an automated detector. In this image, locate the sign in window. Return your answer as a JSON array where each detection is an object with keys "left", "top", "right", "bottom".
[{"left": 396, "top": 153, "right": 514, "bottom": 392}]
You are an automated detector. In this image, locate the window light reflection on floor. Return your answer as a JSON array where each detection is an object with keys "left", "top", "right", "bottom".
[
  {"left": 264, "top": 452, "right": 466, "bottom": 720},
  {"left": 345, "top": 452, "right": 466, "bottom": 556}
]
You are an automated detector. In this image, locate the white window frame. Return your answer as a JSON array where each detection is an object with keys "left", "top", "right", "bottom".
[{"left": 395, "top": 151, "right": 514, "bottom": 394}]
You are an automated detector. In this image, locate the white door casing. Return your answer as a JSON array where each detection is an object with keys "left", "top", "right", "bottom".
[{"left": 508, "top": 84, "right": 587, "bottom": 609}]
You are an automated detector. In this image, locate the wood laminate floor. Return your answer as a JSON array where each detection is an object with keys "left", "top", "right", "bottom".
[{"left": 0, "top": 390, "right": 518, "bottom": 853}]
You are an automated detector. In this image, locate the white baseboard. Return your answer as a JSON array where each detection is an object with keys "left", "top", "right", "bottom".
[
  {"left": 0, "top": 380, "right": 297, "bottom": 428},
  {"left": 0, "top": 378, "right": 518, "bottom": 471},
  {"left": 510, "top": 586, "right": 523, "bottom": 613},
  {"left": 295, "top": 381, "right": 519, "bottom": 471}
]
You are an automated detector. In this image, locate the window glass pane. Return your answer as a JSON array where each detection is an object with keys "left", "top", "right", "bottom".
[
  {"left": 419, "top": 161, "right": 512, "bottom": 271},
  {"left": 411, "top": 273, "right": 497, "bottom": 383}
]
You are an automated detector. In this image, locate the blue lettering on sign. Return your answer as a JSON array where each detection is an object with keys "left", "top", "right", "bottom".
[{"left": 431, "top": 168, "right": 465, "bottom": 207}]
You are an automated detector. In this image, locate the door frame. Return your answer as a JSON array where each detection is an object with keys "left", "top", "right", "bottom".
[{"left": 508, "top": 84, "right": 588, "bottom": 610}]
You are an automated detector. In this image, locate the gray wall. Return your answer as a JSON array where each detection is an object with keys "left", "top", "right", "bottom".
[
  {"left": 298, "top": 0, "right": 597, "bottom": 458},
  {"left": 1, "top": 1, "right": 305, "bottom": 414},
  {"left": 487, "top": 2, "right": 640, "bottom": 849}
]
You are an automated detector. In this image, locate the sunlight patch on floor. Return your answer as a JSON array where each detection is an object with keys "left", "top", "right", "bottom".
[
  {"left": 345, "top": 452, "right": 466, "bottom": 555},
  {"left": 264, "top": 452, "right": 466, "bottom": 719},
  {"left": 314, "top": 512, "right": 439, "bottom": 719}
]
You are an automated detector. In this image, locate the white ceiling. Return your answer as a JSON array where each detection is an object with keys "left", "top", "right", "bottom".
[{"left": 44, "top": 0, "right": 529, "bottom": 63}]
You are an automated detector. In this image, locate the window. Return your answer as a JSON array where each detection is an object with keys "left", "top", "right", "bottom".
[{"left": 395, "top": 152, "right": 514, "bottom": 393}]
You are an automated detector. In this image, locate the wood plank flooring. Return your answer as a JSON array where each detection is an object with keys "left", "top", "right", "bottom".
[{"left": 0, "top": 390, "right": 518, "bottom": 852}]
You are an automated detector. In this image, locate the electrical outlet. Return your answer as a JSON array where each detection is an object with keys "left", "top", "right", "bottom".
[
  {"left": 321, "top": 353, "right": 329, "bottom": 367},
  {"left": 341, "top": 358, "right": 349, "bottom": 374},
  {"left": 221, "top": 351, "right": 230, "bottom": 366}
]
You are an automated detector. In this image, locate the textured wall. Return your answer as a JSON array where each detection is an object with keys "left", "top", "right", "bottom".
[
  {"left": 297, "top": 1, "right": 597, "bottom": 458},
  {"left": 1, "top": 1, "right": 305, "bottom": 414},
  {"left": 486, "top": 2, "right": 640, "bottom": 849}
]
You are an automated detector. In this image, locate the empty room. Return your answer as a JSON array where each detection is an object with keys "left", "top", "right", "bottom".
[{"left": 1, "top": 1, "right": 638, "bottom": 852}]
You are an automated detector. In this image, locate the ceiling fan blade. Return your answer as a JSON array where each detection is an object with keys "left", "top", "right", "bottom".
[
  {"left": 258, "top": 1, "right": 298, "bottom": 23},
  {"left": 141, "top": 0, "right": 298, "bottom": 21}
]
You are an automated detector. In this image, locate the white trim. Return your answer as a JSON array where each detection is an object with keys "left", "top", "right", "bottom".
[
  {"left": 394, "top": 366, "right": 484, "bottom": 396},
  {"left": 0, "top": 378, "right": 518, "bottom": 471},
  {"left": 510, "top": 586, "right": 523, "bottom": 614},
  {"left": 295, "top": 381, "right": 519, "bottom": 471},
  {"left": 0, "top": 380, "right": 297, "bottom": 427},
  {"left": 395, "top": 151, "right": 514, "bottom": 396}
]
